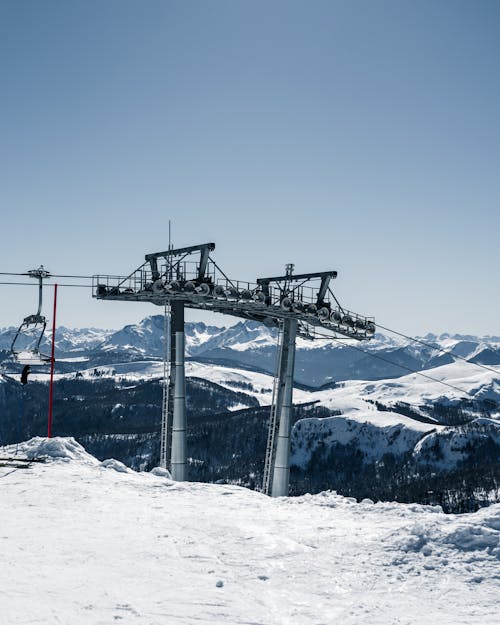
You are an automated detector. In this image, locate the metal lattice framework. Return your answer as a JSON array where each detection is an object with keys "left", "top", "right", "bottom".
[
  {"left": 92, "top": 243, "right": 374, "bottom": 340},
  {"left": 93, "top": 242, "right": 375, "bottom": 496}
]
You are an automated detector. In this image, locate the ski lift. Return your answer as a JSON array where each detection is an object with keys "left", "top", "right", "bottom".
[{"left": 11, "top": 266, "right": 52, "bottom": 366}]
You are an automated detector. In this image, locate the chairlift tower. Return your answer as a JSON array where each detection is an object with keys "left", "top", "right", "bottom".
[{"left": 93, "top": 243, "right": 374, "bottom": 494}]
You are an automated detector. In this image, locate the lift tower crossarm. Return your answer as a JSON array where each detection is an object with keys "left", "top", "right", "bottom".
[
  {"left": 145, "top": 243, "right": 215, "bottom": 282},
  {"left": 257, "top": 270, "right": 337, "bottom": 285},
  {"left": 257, "top": 270, "right": 337, "bottom": 307}
]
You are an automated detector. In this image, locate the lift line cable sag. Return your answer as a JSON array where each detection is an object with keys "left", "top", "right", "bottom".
[
  {"left": 374, "top": 322, "right": 500, "bottom": 377},
  {"left": 0, "top": 281, "right": 92, "bottom": 288},
  {"left": 311, "top": 323, "right": 500, "bottom": 378},
  {"left": 0, "top": 272, "right": 96, "bottom": 279},
  {"left": 316, "top": 332, "right": 497, "bottom": 406}
]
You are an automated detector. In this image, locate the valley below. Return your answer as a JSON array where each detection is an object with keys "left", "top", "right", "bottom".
[{"left": 1, "top": 316, "right": 499, "bottom": 513}]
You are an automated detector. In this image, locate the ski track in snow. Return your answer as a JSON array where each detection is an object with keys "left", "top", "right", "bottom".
[{"left": 1, "top": 438, "right": 499, "bottom": 625}]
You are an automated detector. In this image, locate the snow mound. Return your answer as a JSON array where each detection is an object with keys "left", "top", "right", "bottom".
[
  {"left": 443, "top": 523, "right": 499, "bottom": 556},
  {"left": 100, "top": 458, "right": 131, "bottom": 473},
  {"left": 0, "top": 437, "right": 100, "bottom": 466},
  {"left": 149, "top": 466, "right": 172, "bottom": 478},
  {"left": 391, "top": 505, "right": 500, "bottom": 562},
  {"left": 441, "top": 506, "right": 500, "bottom": 558}
]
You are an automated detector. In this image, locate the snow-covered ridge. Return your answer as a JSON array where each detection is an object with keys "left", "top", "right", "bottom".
[
  {"left": 25, "top": 355, "right": 500, "bottom": 462},
  {"left": 24, "top": 357, "right": 498, "bottom": 477},
  {"left": 1, "top": 436, "right": 499, "bottom": 625},
  {"left": 2, "top": 316, "right": 500, "bottom": 385},
  {"left": 413, "top": 418, "right": 500, "bottom": 468},
  {"left": 32, "top": 356, "right": 500, "bottom": 415}
]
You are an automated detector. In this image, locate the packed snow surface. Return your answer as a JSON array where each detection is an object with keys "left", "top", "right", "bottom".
[{"left": 1, "top": 438, "right": 499, "bottom": 624}]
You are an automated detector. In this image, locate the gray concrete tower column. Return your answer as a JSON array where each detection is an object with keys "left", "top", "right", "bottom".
[
  {"left": 271, "top": 318, "right": 297, "bottom": 497},
  {"left": 170, "top": 300, "right": 187, "bottom": 481}
]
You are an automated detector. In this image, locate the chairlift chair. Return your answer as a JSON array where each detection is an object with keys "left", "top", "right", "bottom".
[{"left": 10, "top": 266, "right": 52, "bottom": 366}]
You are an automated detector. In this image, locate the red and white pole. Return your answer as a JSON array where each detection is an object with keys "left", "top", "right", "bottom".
[{"left": 47, "top": 283, "right": 58, "bottom": 438}]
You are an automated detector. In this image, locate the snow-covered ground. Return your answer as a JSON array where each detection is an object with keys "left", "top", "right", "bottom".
[{"left": 1, "top": 437, "right": 499, "bottom": 624}]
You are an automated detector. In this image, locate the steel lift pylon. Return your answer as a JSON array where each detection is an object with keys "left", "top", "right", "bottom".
[
  {"left": 93, "top": 244, "right": 374, "bottom": 494},
  {"left": 170, "top": 300, "right": 186, "bottom": 481},
  {"left": 262, "top": 317, "right": 297, "bottom": 497}
]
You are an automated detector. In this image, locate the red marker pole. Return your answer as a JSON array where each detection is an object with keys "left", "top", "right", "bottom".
[{"left": 47, "top": 283, "right": 58, "bottom": 438}]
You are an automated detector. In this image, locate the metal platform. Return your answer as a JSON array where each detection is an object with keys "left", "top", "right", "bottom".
[{"left": 92, "top": 243, "right": 374, "bottom": 340}]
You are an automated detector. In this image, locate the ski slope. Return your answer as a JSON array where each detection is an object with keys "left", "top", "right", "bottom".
[{"left": 1, "top": 438, "right": 499, "bottom": 625}]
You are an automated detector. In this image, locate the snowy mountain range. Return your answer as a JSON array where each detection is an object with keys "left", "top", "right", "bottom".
[{"left": 2, "top": 315, "right": 500, "bottom": 386}]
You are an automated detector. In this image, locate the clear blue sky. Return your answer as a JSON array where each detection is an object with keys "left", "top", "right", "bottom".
[{"left": 1, "top": 0, "right": 499, "bottom": 336}]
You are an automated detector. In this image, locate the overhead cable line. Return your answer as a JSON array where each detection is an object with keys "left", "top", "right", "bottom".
[
  {"left": 374, "top": 321, "right": 500, "bottom": 377},
  {"left": 315, "top": 332, "right": 497, "bottom": 407},
  {"left": 311, "top": 320, "right": 500, "bottom": 379},
  {"left": 0, "top": 281, "right": 92, "bottom": 288},
  {"left": 0, "top": 272, "right": 96, "bottom": 279}
]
